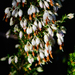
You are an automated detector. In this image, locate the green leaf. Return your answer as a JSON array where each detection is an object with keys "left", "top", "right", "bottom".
[{"left": 37, "top": 67, "right": 43, "bottom": 72}]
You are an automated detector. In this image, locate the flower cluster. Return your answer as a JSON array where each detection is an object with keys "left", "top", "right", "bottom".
[{"left": 3, "top": 0, "right": 70, "bottom": 74}]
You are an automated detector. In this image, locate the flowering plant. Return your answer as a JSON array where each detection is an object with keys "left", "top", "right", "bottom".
[{"left": 1, "top": 0, "right": 74, "bottom": 75}]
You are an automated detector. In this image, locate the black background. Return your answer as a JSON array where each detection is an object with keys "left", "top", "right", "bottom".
[{"left": 0, "top": 0, "right": 75, "bottom": 75}]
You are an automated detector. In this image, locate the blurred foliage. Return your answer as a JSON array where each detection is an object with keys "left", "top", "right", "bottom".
[{"left": 67, "top": 47, "right": 75, "bottom": 75}]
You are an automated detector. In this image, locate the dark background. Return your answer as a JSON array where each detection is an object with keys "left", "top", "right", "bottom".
[{"left": 0, "top": 0, "right": 75, "bottom": 75}]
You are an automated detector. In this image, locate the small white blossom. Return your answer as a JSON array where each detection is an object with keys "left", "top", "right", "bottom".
[
  {"left": 39, "top": 0, "right": 44, "bottom": 8},
  {"left": 18, "top": 9, "right": 23, "bottom": 17},
  {"left": 31, "top": 39, "right": 36, "bottom": 46},
  {"left": 36, "top": 37, "right": 40, "bottom": 45},
  {"left": 14, "top": 56, "right": 18, "bottom": 63},
  {"left": 67, "top": 13, "right": 74, "bottom": 19},
  {"left": 40, "top": 52, "right": 44, "bottom": 59},
  {"left": 19, "top": 31, "right": 23, "bottom": 39},
  {"left": 24, "top": 45, "right": 29, "bottom": 52},
  {"left": 10, "top": 17, "right": 14, "bottom": 26},
  {"left": 44, "top": 34, "right": 48, "bottom": 43},
  {"left": 44, "top": 1, "right": 49, "bottom": 9}
]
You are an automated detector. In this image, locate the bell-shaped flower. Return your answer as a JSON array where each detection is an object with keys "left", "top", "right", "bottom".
[
  {"left": 31, "top": 39, "right": 36, "bottom": 46},
  {"left": 36, "top": 37, "right": 40, "bottom": 45},
  {"left": 44, "top": 1, "right": 50, "bottom": 9},
  {"left": 39, "top": 0, "right": 44, "bottom": 8},
  {"left": 57, "top": 38, "right": 62, "bottom": 45},
  {"left": 34, "top": 20, "right": 38, "bottom": 26},
  {"left": 24, "top": 44, "right": 29, "bottom": 52},
  {"left": 16, "top": 0, "right": 21, "bottom": 6},
  {"left": 38, "top": 21, "right": 42, "bottom": 31},
  {"left": 10, "top": 17, "right": 14, "bottom": 26},
  {"left": 14, "top": 56, "right": 18, "bottom": 63},
  {"left": 40, "top": 52, "right": 44, "bottom": 59},
  {"left": 22, "top": 0, "right": 26, "bottom": 7},
  {"left": 18, "top": 9, "right": 23, "bottom": 20},
  {"left": 32, "top": 25, "right": 37, "bottom": 32},
  {"left": 19, "top": 31, "right": 23, "bottom": 39},
  {"left": 51, "top": 24, "right": 57, "bottom": 30},
  {"left": 44, "top": 34, "right": 48, "bottom": 43},
  {"left": 47, "top": 27, "right": 54, "bottom": 37},
  {"left": 12, "top": 0, "right": 17, "bottom": 8}
]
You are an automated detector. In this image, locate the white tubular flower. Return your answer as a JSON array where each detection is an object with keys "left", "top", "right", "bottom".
[
  {"left": 34, "top": 20, "right": 38, "bottom": 26},
  {"left": 38, "top": 21, "right": 42, "bottom": 28},
  {"left": 24, "top": 44, "right": 29, "bottom": 52},
  {"left": 20, "top": 20, "right": 23, "bottom": 28},
  {"left": 28, "top": 56, "right": 34, "bottom": 64},
  {"left": 44, "top": 1, "right": 50, "bottom": 9},
  {"left": 45, "top": 44, "right": 48, "bottom": 50},
  {"left": 6, "top": 29, "right": 11, "bottom": 38},
  {"left": 51, "top": 24, "right": 57, "bottom": 30},
  {"left": 29, "top": 44, "right": 33, "bottom": 50},
  {"left": 40, "top": 42, "right": 44, "bottom": 49},
  {"left": 57, "top": 38, "right": 62, "bottom": 45},
  {"left": 29, "top": 26, "right": 32, "bottom": 34},
  {"left": 44, "top": 49, "right": 49, "bottom": 57},
  {"left": 31, "top": 39, "right": 36, "bottom": 46},
  {"left": 10, "top": 17, "right": 14, "bottom": 26},
  {"left": 67, "top": 13, "right": 74, "bottom": 19},
  {"left": 38, "top": 21, "right": 42, "bottom": 31},
  {"left": 35, "top": 7, "right": 39, "bottom": 13},
  {"left": 12, "top": 10, "right": 16, "bottom": 17},
  {"left": 32, "top": 25, "right": 37, "bottom": 32},
  {"left": 39, "top": 0, "right": 44, "bottom": 8},
  {"left": 36, "top": 37, "right": 40, "bottom": 45},
  {"left": 8, "top": 56, "right": 13, "bottom": 64},
  {"left": 47, "top": 27, "right": 54, "bottom": 37},
  {"left": 18, "top": 9, "right": 23, "bottom": 20},
  {"left": 5, "top": 7, "right": 10, "bottom": 14},
  {"left": 32, "top": 5, "right": 36, "bottom": 13},
  {"left": 19, "top": 31, "right": 23, "bottom": 39},
  {"left": 22, "top": 0, "right": 26, "bottom": 7},
  {"left": 26, "top": 27, "right": 30, "bottom": 34},
  {"left": 12, "top": 0, "right": 17, "bottom": 8},
  {"left": 48, "top": 45, "right": 52, "bottom": 51},
  {"left": 24, "top": 19, "right": 27, "bottom": 26},
  {"left": 14, "top": 56, "right": 18, "bottom": 63},
  {"left": 16, "top": 0, "right": 21, "bottom": 6},
  {"left": 27, "top": 8, "right": 32, "bottom": 15},
  {"left": 8, "top": 57, "right": 12, "bottom": 64},
  {"left": 44, "top": 34, "right": 48, "bottom": 43},
  {"left": 40, "top": 52, "right": 44, "bottom": 59}
]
